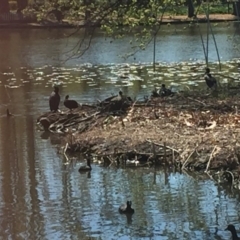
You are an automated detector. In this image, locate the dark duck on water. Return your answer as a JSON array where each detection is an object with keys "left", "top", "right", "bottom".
[
  {"left": 204, "top": 67, "right": 217, "bottom": 89},
  {"left": 64, "top": 95, "right": 79, "bottom": 111},
  {"left": 225, "top": 224, "right": 240, "bottom": 240},
  {"left": 119, "top": 201, "right": 134, "bottom": 214},
  {"left": 49, "top": 86, "right": 60, "bottom": 112},
  {"left": 78, "top": 157, "right": 92, "bottom": 172}
]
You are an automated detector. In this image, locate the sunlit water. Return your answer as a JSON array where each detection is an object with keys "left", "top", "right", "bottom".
[{"left": 0, "top": 22, "right": 240, "bottom": 239}]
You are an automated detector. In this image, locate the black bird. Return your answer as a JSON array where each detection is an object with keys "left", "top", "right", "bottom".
[
  {"left": 111, "top": 91, "right": 133, "bottom": 103},
  {"left": 159, "top": 84, "right": 173, "bottom": 97},
  {"left": 225, "top": 224, "right": 240, "bottom": 240},
  {"left": 204, "top": 67, "right": 217, "bottom": 89},
  {"left": 49, "top": 86, "right": 60, "bottom": 112},
  {"left": 78, "top": 157, "right": 92, "bottom": 172},
  {"left": 119, "top": 201, "right": 134, "bottom": 214},
  {"left": 111, "top": 91, "right": 124, "bottom": 102},
  {"left": 64, "top": 95, "right": 79, "bottom": 111}
]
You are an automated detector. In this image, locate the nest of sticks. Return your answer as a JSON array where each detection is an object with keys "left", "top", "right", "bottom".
[{"left": 37, "top": 90, "right": 240, "bottom": 189}]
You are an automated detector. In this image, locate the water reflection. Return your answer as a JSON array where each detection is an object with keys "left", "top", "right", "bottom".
[
  {"left": 0, "top": 23, "right": 240, "bottom": 67},
  {"left": 1, "top": 23, "right": 240, "bottom": 240},
  {"left": 1, "top": 123, "right": 240, "bottom": 240}
]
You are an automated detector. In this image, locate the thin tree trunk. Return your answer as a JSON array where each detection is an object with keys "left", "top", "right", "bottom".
[
  {"left": 0, "top": 0, "right": 10, "bottom": 14},
  {"left": 233, "top": 0, "right": 240, "bottom": 16},
  {"left": 187, "top": 0, "right": 195, "bottom": 18},
  {"left": 84, "top": 0, "right": 91, "bottom": 20}
]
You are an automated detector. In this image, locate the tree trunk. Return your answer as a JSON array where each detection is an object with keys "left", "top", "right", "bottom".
[
  {"left": 233, "top": 0, "right": 240, "bottom": 16},
  {"left": 196, "top": 0, "right": 201, "bottom": 5},
  {"left": 16, "top": 0, "right": 28, "bottom": 12},
  {"left": 0, "top": 0, "right": 10, "bottom": 14},
  {"left": 187, "top": 0, "right": 195, "bottom": 18},
  {"left": 83, "top": 0, "right": 91, "bottom": 20}
]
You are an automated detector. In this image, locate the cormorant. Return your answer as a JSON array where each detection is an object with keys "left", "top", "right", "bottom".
[
  {"left": 64, "top": 95, "right": 79, "bottom": 110},
  {"left": 49, "top": 86, "right": 60, "bottom": 112},
  {"left": 159, "top": 84, "right": 173, "bottom": 97},
  {"left": 225, "top": 224, "right": 240, "bottom": 240},
  {"left": 204, "top": 67, "right": 217, "bottom": 89}
]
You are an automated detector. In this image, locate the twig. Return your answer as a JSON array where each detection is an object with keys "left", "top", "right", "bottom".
[
  {"left": 205, "top": 171, "right": 218, "bottom": 184},
  {"left": 146, "top": 139, "right": 180, "bottom": 154},
  {"left": 215, "top": 73, "right": 239, "bottom": 82},
  {"left": 63, "top": 143, "right": 69, "bottom": 162},
  {"left": 225, "top": 170, "right": 235, "bottom": 189},
  {"left": 182, "top": 146, "right": 198, "bottom": 170},
  {"left": 187, "top": 97, "right": 206, "bottom": 106},
  {"left": 204, "top": 145, "right": 217, "bottom": 173}
]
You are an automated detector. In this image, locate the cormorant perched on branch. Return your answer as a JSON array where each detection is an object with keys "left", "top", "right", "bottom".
[
  {"left": 204, "top": 67, "right": 217, "bottom": 89},
  {"left": 49, "top": 86, "right": 60, "bottom": 112},
  {"left": 64, "top": 95, "right": 79, "bottom": 110}
]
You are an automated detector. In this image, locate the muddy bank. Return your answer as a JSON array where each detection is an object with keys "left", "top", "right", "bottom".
[{"left": 37, "top": 90, "right": 240, "bottom": 189}]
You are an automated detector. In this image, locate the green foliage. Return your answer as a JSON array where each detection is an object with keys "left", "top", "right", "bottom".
[{"left": 32, "top": 0, "right": 230, "bottom": 57}]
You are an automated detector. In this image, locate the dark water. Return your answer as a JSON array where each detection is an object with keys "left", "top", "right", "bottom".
[{"left": 0, "top": 22, "right": 240, "bottom": 239}]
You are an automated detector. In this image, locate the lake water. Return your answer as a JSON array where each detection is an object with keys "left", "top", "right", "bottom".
[{"left": 0, "top": 22, "right": 240, "bottom": 240}]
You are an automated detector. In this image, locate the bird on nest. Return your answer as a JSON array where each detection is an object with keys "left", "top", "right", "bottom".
[
  {"left": 64, "top": 95, "right": 79, "bottom": 111},
  {"left": 49, "top": 86, "right": 60, "bottom": 112},
  {"left": 204, "top": 67, "right": 217, "bottom": 89}
]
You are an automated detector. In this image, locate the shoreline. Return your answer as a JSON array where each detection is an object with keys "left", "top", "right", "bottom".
[{"left": 0, "top": 14, "right": 239, "bottom": 29}]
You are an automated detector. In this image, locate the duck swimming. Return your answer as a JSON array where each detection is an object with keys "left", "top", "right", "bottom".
[
  {"left": 119, "top": 201, "right": 134, "bottom": 214},
  {"left": 64, "top": 95, "right": 79, "bottom": 111},
  {"left": 204, "top": 67, "right": 217, "bottom": 89},
  {"left": 78, "top": 157, "right": 92, "bottom": 172},
  {"left": 225, "top": 224, "right": 240, "bottom": 240},
  {"left": 49, "top": 86, "right": 60, "bottom": 112}
]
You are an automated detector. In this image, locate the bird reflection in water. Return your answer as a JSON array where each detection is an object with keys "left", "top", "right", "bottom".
[{"left": 125, "top": 212, "right": 133, "bottom": 224}]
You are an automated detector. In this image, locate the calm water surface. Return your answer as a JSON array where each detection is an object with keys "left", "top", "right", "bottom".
[{"left": 0, "top": 22, "right": 240, "bottom": 239}]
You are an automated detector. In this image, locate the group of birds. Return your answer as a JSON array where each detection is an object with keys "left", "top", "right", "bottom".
[
  {"left": 49, "top": 86, "right": 79, "bottom": 112},
  {"left": 49, "top": 87, "right": 133, "bottom": 113},
  {"left": 152, "top": 67, "right": 217, "bottom": 98},
  {"left": 49, "top": 67, "right": 217, "bottom": 112}
]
